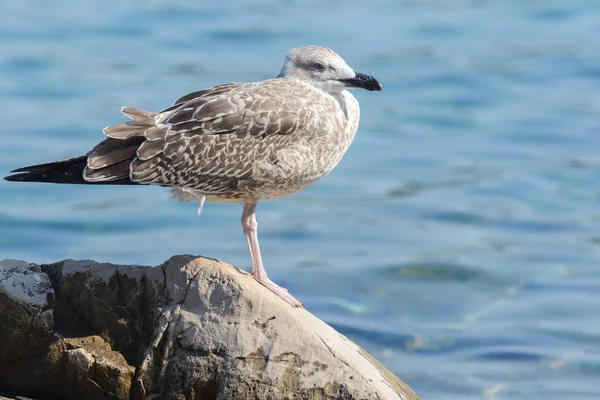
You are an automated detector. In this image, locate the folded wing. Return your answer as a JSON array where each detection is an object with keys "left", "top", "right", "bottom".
[{"left": 83, "top": 80, "right": 317, "bottom": 194}]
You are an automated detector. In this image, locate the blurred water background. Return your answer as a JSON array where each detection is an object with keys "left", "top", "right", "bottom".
[{"left": 1, "top": 0, "right": 600, "bottom": 398}]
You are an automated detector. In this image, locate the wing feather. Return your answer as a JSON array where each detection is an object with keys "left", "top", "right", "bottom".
[
  {"left": 87, "top": 79, "right": 328, "bottom": 194},
  {"left": 87, "top": 137, "right": 143, "bottom": 169},
  {"left": 170, "top": 83, "right": 244, "bottom": 107},
  {"left": 136, "top": 139, "right": 165, "bottom": 161}
]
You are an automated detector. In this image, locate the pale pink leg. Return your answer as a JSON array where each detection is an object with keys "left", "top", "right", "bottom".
[{"left": 242, "top": 202, "right": 303, "bottom": 308}]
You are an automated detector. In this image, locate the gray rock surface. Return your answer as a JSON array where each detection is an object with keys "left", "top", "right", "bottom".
[{"left": 0, "top": 256, "right": 419, "bottom": 400}]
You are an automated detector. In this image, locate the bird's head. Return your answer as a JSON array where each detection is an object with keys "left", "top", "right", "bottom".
[{"left": 277, "top": 46, "right": 382, "bottom": 94}]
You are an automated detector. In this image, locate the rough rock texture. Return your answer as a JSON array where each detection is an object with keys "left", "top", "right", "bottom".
[{"left": 0, "top": 256, "right": 419, "bottom": 400}]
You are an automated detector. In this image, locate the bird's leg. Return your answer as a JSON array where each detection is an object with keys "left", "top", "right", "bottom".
[{"left": 242, "top": 202, "right": 303, "bottom": 308}]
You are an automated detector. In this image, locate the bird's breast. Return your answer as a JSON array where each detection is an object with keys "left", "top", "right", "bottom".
[
  {"left": 203, "top": 90, "right": 361, "bottom": 203},
  {"left": 255, "top": 92, "right": 360, "bottom": 194}
]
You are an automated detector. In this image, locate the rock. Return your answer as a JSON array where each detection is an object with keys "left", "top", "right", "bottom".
[
  {"left": 0, "top": 260, "right": 54, "bottom": 363},
  {"left": 0, "top": 256, "right": 419, "bottom": 400}
]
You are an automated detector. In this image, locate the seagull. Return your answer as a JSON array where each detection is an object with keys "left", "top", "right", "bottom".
[{"left": 4, "top": 46, "right": 382, "bottom": 307}]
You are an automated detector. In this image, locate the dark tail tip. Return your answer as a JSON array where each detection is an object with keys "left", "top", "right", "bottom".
[
  {"left": 5, "top": 156, "right": 138, "bottom": 185},
  {"left": 4, "top": 173, "right": 29, "bottom": 182},
  {"left": 4, "top": 156, "right": 89, "bottom": 184}
]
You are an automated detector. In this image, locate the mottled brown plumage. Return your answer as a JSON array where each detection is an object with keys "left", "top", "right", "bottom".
[
  {"left": 84, "top": 78, "right": 359, "bottom": 203},
  {"left": 5, "top": 46, "right": 382, "bottom": 307}
]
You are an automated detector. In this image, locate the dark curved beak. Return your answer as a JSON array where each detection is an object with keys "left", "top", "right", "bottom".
[{"left": 339, "top": 72, "right": 383, "bottom": 91}]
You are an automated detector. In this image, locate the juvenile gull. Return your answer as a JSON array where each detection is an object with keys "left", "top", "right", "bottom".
[{"left": 4, "top": 46, "right": 382, "bottom": 307}]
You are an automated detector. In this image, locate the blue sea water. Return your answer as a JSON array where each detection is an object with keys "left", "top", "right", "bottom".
[{"left": 1, "top": 0, "right": 600, "bottom": 398}]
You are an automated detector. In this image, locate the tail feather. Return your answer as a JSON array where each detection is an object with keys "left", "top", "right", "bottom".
[
  {"left": 103, "top": 107, "right": 156, "bottom": 140},
  {"left": 121, "top": 106, "right": 154, "bottom": 120},
  {"left": 103, "top": 121, "right": 149, "bottom": 139},
  {"left": 5, "top": 106, "right": 154, "bottom": 185},
  {"left": 5, "top": 156, "right": 90, "bottom": 184},
  {"left": 9, "top": 156, "right": 83, "bottom": 174},
  {"left": 4, "top": 156, "right": 136, "bottom": 185}
]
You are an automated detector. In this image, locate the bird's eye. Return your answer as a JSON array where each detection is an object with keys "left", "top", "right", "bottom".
[{"left": 312, "top": 62, "right": 324, "bottom": 71}]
